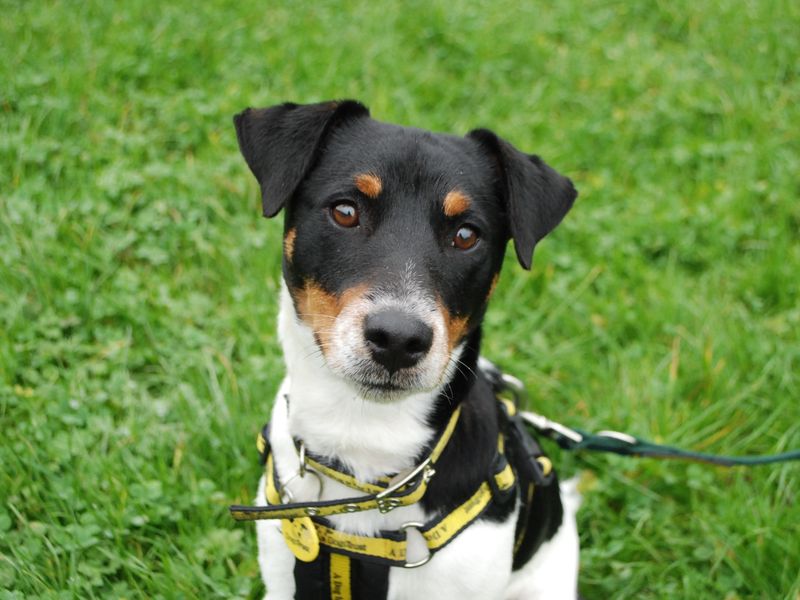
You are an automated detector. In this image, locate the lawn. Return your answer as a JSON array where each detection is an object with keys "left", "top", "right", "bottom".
[{"left": 1, "top": 0, "right": 798, "bottom": 598}]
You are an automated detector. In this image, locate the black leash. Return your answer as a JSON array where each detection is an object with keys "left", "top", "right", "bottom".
[{"left": 480, "top": 360, "right": 800, "bottom": 468}]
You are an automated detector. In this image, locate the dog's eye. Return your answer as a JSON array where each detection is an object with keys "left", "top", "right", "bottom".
[
  {"left": 330, "top": 202, "right": 359, "bottom": 228},
  {"left": 452, "top": 226, "right": 479, "bottom": 250}
]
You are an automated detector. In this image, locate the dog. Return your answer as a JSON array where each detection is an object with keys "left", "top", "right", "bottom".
[{"left": 231, "top": 100, "right": 580, "bottom": 600}]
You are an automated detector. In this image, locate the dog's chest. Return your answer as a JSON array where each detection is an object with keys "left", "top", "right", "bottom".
[
  {"left": 267, "top": 380, "right": 432, "bottom": 533},
  {"left": 257, "top": 380, "right": 520, "bottom": 600}
]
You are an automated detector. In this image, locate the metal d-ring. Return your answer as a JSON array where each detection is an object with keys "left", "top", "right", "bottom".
[
  {"left": 281, "top": 468, "right": 324, "bottom": 504},
  {"left": 298, "top": 442, "right": 307, "bottom": 477},
  {"left": 400, "top": 522, "right": 432, "bottom": 568}
]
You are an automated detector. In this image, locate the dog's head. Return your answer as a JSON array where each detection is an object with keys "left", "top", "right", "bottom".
[{"left": 234, "top": 100, "right": 576, "bottom": 401}]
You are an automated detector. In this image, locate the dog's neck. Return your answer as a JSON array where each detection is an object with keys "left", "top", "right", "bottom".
[{"left": 277, "top": 284, "right": 475, "bottom": 482}]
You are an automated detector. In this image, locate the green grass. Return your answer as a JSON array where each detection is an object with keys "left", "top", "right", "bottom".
[{"left": 1, "top": 0, "right": 798, "bottom": 597}]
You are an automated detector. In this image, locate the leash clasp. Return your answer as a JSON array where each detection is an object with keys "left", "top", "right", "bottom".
[
  {"left": 596, "top": 430, "right": 637, "bottom": 444},
  {"left": 519, "top": 411, "right": 584, "bottom": 445}
]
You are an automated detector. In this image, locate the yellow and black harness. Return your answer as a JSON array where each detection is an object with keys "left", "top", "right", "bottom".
[{"left": 230, "top": 395, "right": 558, "bottom": 599}]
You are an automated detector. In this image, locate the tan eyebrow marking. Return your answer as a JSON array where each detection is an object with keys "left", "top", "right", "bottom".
[
  {"left": 443, "top": 189, "right": 471, "bottom": 217},
  {"left": 284, "top": 228, "right": 296, "bottom": 262},
  {"left": 354, "top": 172, "right": 382, "bottom": 198}
]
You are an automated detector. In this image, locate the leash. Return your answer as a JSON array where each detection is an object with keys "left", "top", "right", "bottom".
[{"left": 487, "top": 365, "right": 800, "bottom": 467}]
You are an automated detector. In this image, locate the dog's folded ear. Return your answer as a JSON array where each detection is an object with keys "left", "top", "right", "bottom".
[
  {"left": 234, "top": 100, "right": 370, "bottom": 217},
  {"left": 467, "top": 129, "right": 577, "bottom": 269}
]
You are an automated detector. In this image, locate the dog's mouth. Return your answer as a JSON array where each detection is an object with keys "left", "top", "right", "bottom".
[
  {"left": 345, "top": 352, "right": 463, "bottom": 402},
  {"left": 363, "top": 381, "right": 404, "bottom": 391},
  {"left": 348, "top": 372, "right": 424, "bottom": 402},
  {"left": 356, "top": 382, "right": 407, "bottom": 402}
]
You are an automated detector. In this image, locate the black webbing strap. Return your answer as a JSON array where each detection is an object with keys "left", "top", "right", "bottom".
[
  {"left": 498, "top": 401, "right": 563, "bottom": 569},
  {"left": 294, "top": 554, "right": 327, "bottom": 599},
  {"left": 293, "top": 551, "right": 390, "bottom": 600}
]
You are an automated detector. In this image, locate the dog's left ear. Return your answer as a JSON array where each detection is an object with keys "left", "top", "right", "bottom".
[
  {"left": 234, "top": 100, "right": 370, "bottom": 217},
  {"left": 467, "top": 129, "right": 577, "bottom": 269}
]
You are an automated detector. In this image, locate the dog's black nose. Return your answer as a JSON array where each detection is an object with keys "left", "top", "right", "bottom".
[{"left": 364, "top": 310, "right": 433, "bottom": 373}]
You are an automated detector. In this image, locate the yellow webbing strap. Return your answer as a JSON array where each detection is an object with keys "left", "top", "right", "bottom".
[
  {"left": 514, "top": 482, "right": 535, "bottom": 554},
  {"left": 422, "top": 482, "right": 493, "bottom": 550},
  {"left": 230, "top": 453, "right": 431, "bottom": 521},
  {"left": 260, "top": 460, "right": 517, "bottom": 566},
  {"left": 315, "top": 522, "right": 407, "bottom": 564},
  {"left": 265, "top": 456, "right": 280, "bottom": 504},
  {"left": 329, "top": 553, "right": 352, "bottom": 600},
  {"left": 232, "top": 407, "right": 463, "bottom": 521},
  {"left": 232, "top": 402, "right": 522, "bottom": 568},
  {"left": 423, "top": 462, "right": 515, "bottom": 549},
  {"left": 499, "top": 396, "right": 517, "bottom": 416},
  {"left": 493, "top": 461, "right": 516, "bottom": 491},
  {"left": 305, "top": 458, "right": 389, "bottom": 494},
  {"left": 303, "top": 405, "right": 462, "bottom": 495},
  {"left": 256, "top": 431, "right": 268, "bottom": 456}
]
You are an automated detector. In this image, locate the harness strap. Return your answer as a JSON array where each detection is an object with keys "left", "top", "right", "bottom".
[
  {"left": 230, "top": 406, "right": 462, "bottom": 521},
  {"left": 294, "top": 553, "right": 389, "bottom": 600},
  {"left": 298, "top": 403, "right": 461, "bottom": 495},
  {"left": 497, "top": 399, "right": 563, "bottom": 568},
  {"left": 230, "top": 452, "right": 434, "bottom": 521},
  {"left": 230, "top": 380, "right": 561, "bottom": 598},
  {"left": 256, "top": 450, "right": 516, "bottom": 567},
  {"left": 329, "top": 553, "right": 351, "bottom": 600},
  {"left": 304, "top": 470, "right": 515, "bottom": 566}
]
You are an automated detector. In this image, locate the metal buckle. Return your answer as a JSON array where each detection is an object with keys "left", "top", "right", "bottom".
[
  {"left": 376, "top": 457, "right": 433, "bottom": 500},
  {"left": 373, "top": 459, "right": 434, "bottom": 513},
  {"left": 519, "top": 410, "right": 584, "bottom": 444},
  {"left": 376, "top": 497, "right": 402, "bottom": 514},
  {"left": 499, "top": 372, "right": 528, "bottom": 405},
  {"left": 400, "top": 522, "right": 431, "bottom": 568}
]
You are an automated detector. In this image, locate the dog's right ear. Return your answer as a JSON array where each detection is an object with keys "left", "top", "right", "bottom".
[{"left": 233, "top": 100, "right": 370, "bottom": 217}]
